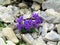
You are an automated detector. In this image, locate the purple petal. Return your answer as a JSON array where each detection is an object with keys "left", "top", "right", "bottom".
[
  {"left": 32, "top": 13, "right": 40, "bottom": 19},
  {"left": 16, "top": 15, "right": 23, "bottom": 23},
  {"left": 16, "top": 23, "right": 23, "bottom": 30},
  {"left": 24, "top": 19, "right": 33, "bottom": 31}
]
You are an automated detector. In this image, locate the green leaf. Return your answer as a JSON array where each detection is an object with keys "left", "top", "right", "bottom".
[
  {"left": 29, "top": 28, "right": 36, "bottom": 33},
  {"left": 0, "top": 22, "right": 6, "bottom": 28}
]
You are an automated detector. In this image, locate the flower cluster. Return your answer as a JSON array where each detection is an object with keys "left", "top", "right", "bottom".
[{"left": 16, "top": 12, "right": 43, "bottom": 31}]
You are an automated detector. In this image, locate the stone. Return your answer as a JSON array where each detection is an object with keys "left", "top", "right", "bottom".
[
  {"left": 58, "top": 41, "right": 60, "bottom": 45},
  {"left": 0, "top": 0, "right": 11, "bottom": 5},
  {"left": 31, "top": 2, "right": 40, "bottom": 10},
  {"left": 0, "top": 13, "right": 15, "bottom": 23},
  {"left": 2, "top": 27, "right": 19, "bottom": 43},
  {"left": 47, "top": 41, "right": 57, "bottom": 45},
  {"left": 18, "top": 3, "right": 28, "bottom": 8},
  {"left": 41, "top": 22, "right": 49, "bottom": 36},
  {"left": 44, "top": 30, "right": 60, "bottom": 41},
  {"left": 33, "top": 0, "right": 44, "bottom": 3},
  {"left": 40, "top": 11, "right": 56, "bottom": 23},
  {"left": 31, "top": 32, "right": 38, "bottom": 39},
  {"left": 48, "top": 24, "right": 54, "bottom": 30},
  {"left": 6, "top": 40, "right": 16, "bottom": 45},
  {"left": 42, "top": 0, "right": 60, "bottom": 12},
  {"left": 23, "top": 10, "right": 32, "bottom": 19},
  {"left": 53, "top": 17, "right": 60, "bottom": 23},
  {"left": 0, "top": 38, "right": 6, "bottom": 45},
  {"left": 33, "top": 36, "right": 46, "bottom": 45},
  {"left": 56, "top": 24, "right": 60, "bottom": 34},
  {"left": 45, "top": 9, "right": 60, "bottom": 17},
  {"left": 21, "top": 34, "right": 34, "bottom": 45},
  {"left": 0, "top": 5, "right": 20, "bottom": 23}
]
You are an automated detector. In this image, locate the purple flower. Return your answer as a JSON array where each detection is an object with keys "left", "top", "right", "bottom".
[
  {"left": 16, "top": 15, "right": 23, "bottom": 23},
  {"left": 35, "top": 18, "right": 43, "bottom": 24},
  {"left": 32, "top": 12, "right": 43, "bottom": 24},
  {"left": 16, "top": 12, "right": 43, "bottom": 31},
  {"left": 24, "top": 19, "right": 33, "bottom": 31},
  {"left": 16, "top": 23, "right": 23, "bottom": 30},
  {"left": 32, "top": 21, "right": 39, "bottom": 28},
  {"left": 32, "top": 13, "right": 40, "bottom": 19}
]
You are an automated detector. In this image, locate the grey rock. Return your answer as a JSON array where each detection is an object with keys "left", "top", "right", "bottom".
[
  {"left": 0, "top": 38, "right": 6, "bottom": 45},
  {"left": 40, "top": 11, "right": 56, "bottom": 23},
  {"left": 53, "top": 17, "right": 60, "bottom": 23},
  {"left": 58, "top": 41, "right": 60, "bottom": 45},
  {"left": 33, "top": 0, "right": 44, "bottom": 3},
  {"left": 41, "top": 22, "right": 49, "bottom": 36},
  {"left": 56, "top": 24, "right": 60, "bottom": 34},
  {"left": 2, "top": 27, "right": 19, "bottom": 43},
  {"left": 47, "top": 41, "right": 57, "bottom": 45},
  {"left": 0, "top": 0, "right": 11, "bottom": 5},
  {"left": 31, "top": 32, "right": 38, "bottom": 39},
  {"left": 44, "top": 30, "right": 60, "bottom": 41},
  {"left": 18, "top": 3, "right": 28, "bottom": 8},
  {"left": 42, "top": 0, "right": 60, "bottom": 12},
  {"left": 33, "top": 36, "right": 46, "bottom": 45},
  {"left": 31, "top": 2, "right": 40, "bottom": 10},
  {"left": 21, "top": 34, "right": 34, "bottom": 45}
]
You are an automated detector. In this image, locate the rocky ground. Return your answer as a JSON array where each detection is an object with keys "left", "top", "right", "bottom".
[{"left": 0, "top": 0, "right": 60, "bottom": 45}]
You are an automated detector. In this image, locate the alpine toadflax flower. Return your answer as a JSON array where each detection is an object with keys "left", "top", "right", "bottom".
[{"left": 16, "top": 12, "right": 43, "bottom": 31}]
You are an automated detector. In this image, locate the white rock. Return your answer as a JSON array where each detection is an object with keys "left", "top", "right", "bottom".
[
  {"left": 0, "top": 13, "right": 14, "bottom": 23},
  {"left": 0, "top": 38, "right": 6, "bottom": 45},
  {"left": 40, "top": 11, "right": 55, "bottom": 23},
  {"left": 23, "top": 10, "right": 32, "bottom": 19},
  {"left": 21, "top": 34, "right": 34, "bottom": 45},
  {"left": 0, "top": 0, "right": 11, "bottom": 5},
  {"left": 6, "top": 40, "right": 16, "bottom": 45},
  {"left": 47, "top": 41, "right": 57, "bottom": 45},
  {"left": 32, "top": 32, "right": 38, "bottom": 39},
  {"left": 56, "top": 24, "right": 60, "bottom": 34},
  {"left": 41, "top": 22, "right": 49, "bottom": 36},
  {"left": 58, "top": 41, "right": 60, "bottom": 45},
  {"left": 48, "top": 24, "right": 54, "bottom": 30},
  {"left": 33, "top": 0, "right": 44, "bottom": 3},
  {"left": 18, "top": 3, "right": 28, "bottom": 8},
  {"left": 53, "top": 17, "right": 60, "bottom": 23},
  {"left": 42, "top": 0, "right": 60, "bottom": 12},
  {"left": 45, "top": 9, "right": 60, "bottom": 17},
  {"left": 0, "top": 5, "right": 20, "bottom": 23},
  {"left": 2, "top": 27, "right": 19, "bottom": 43},
  {"left": 31, "top": 2, "right": 40, "bottom": 10},
  {"left": 44, "top": 31, "right": 60, "bottom": 41},
  {"left": 33, "top": 36, "right": 46, "bottom": 45}
]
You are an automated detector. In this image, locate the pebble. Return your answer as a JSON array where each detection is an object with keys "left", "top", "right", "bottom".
[
  {"left": 44, "top": 30, "right": 60, "bottom": 41},
  {"left": 47, "top": 41, "right": 57, "bottom": 45},
  {"left": 2, "top": 27, "right": 19, "bottom": 43},
  {"left": 58, "top": 41, "right": 60, "bottom": 45},
  {"left": 40, "top": 11, "right": 55, "bottom": 23},
  {"left": 6, "top": 40, "right": 16, "bottom": 45},
  {"left": 41, "top": 22, "right": 49, "bottom": 36},
  {"left": 0, "top": 37, "right": 6, "bottom": 45},
  {"left": 31, "top": 32, "right": 38, "bottom": 39},
  {"left": 53, "top": 17, "right": 60, "bottom": 23},
  {"left": 18, "top": 3, "right": 28, "bottom": 8},
  {"left": 33, "top": 36, "right": 46, "bottom": 45},
  {"left": 45, "top": 9, "right": 60, "bottom": 18},
  {"left": 42, "top": 0, "right": 60, "bottom": 12},
  {"left": 0, "top": 0, "right": 11, "bottom": 5},
  {"left": 33, "top": 0, "right": 44, "bottom": 3},
  {"left": 31, "top": 2, "right": 40, "bottom": 10},
  {"left": 21, "top": 34, "right": 34, "bottom": 45},
  {"left": 56, "top": 24, "right": 60, "bottom": 34}
]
